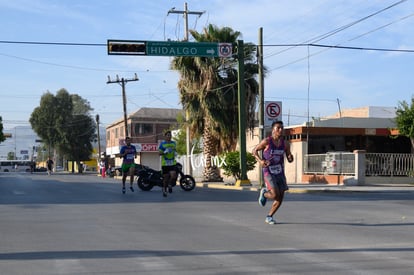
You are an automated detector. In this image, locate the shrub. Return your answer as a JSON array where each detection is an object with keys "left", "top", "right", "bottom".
[{"left": 221, "top": 151, "right": 257, "bottom": 181}]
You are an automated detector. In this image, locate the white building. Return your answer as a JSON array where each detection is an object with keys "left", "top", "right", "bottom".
[{"left": 0, "top": 126, "right": 40, "bottom": 160}]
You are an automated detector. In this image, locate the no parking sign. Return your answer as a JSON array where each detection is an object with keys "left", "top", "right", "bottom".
[{"left": 264, "top": 101, "right": 282, "bottom": 127}]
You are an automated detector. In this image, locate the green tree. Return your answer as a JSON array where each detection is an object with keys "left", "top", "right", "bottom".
[
  {"left": 395, "top": 96, "right": 414, "bottom": 152},
  {"left": 171, "top": 24, "right": 262, "bottom": 181},
  {"left": 173, "top": 128, "right": 202, "bottom": 156},
  {"left": 30, "top": 92, "right": 61, "bottom": 151},
  {"left": 58, "top": 114, "right": 96, "bottom": 172},
  {"left": 71, "top": 94, "right": 92, "bottom": 115},
  {"left": 221, "top": 151, "right": 257, "bottom": 181},
  {"left": 0, "top": 116, "right": 5, "bottom": 143},
  {"left": 7, "top": 151, "right": 15, "bottom": 160},
  {"left": 30, "top": 89, "right": 96, "bottom": 172}
]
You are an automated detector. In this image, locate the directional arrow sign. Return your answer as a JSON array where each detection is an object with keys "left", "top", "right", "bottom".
[{"left": 146, "top": 41, "right": 220, "bottom": 57}]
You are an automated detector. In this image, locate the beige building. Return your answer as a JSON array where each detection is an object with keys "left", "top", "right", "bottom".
[{"left": 243, "top": 106, "right": 409, "bottom": 184}]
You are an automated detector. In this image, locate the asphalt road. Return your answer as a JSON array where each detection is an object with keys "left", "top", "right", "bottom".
[{"left": 1, "top": 172, "right": 413, "bottom": 274}]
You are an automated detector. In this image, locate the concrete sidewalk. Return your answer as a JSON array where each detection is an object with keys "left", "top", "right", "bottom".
[{"left": 196, "top": 181, "right": 414, "bottom": 193}]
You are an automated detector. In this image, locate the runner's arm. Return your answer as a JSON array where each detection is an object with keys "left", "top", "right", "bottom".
[
  {"left": 285, "top": 141, "right": 294, "bottom": 163},
  {"left": 252, "top": 139, "right": 269, "bottom": 166}
]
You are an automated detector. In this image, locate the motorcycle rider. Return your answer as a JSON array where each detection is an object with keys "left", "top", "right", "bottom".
[{"left": 159, "top": 130, "right": 177, "bottom": 197}]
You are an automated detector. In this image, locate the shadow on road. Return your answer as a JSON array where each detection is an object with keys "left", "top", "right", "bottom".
[
  {"left": 1, "top": 246, "right": 413, "bottom": 261},
  {"left": 1, "top": 173, "right": 413, "bottom": 205}
]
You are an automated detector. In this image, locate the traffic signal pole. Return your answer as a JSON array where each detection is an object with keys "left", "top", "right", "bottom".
[
  {"left": 258, "top": 28, "right": 265, "bottom": 188},
  {"left": 236, "top": 40, "right": 251, "bottom": 186},
  {"left": 107, "top": 40, "right": 249, "bottom": 184}
]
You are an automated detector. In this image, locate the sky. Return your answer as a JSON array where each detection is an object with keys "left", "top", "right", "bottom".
[{"left": 1, "top": 0, "right": 414, "bottom": 133}]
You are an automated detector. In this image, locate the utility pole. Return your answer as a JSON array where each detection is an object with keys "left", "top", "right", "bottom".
[
  {"left": 96, "top": 114, "right": 101, "bottom": 160},
  {"left": 167, "top": 3, "right": 204, "bottom": 175},
  {"left": 167, "top": 3, "right": 205, "bottom": 41},
  {"left": 106, "top": 74, "right": 139, "bottom": 138}
]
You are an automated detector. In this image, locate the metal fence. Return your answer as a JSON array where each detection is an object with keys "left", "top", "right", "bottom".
[
  {"left": 304, "top": 152, "right": 355, "bottom": 175},
  {"left": 304, "top": 152, "right": 414, "bottom": 177},
  {"left": 366, "top": 153, "right": 414, "bottom": 176},
  {"left": 178, "top": 151, "right": 414, "bottom": 179}
]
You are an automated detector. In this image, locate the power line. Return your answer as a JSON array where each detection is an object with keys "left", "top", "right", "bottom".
[
  {"left": 5, "top": 38, "right": 396, "bottom": 53},
  {"left": 264, "top": 0, "right": 408, "bottom": 59},
  {"left": 265, "top": 43, "right": 414, "bottom": 53},
  {"left": 0, "top": 40, "right": 105, "bottom": 46},
  {"left": 266, "top": 8, "right": 414, "bottom": 71},
  {"left": 0, "top": 52, "right": 134, "bottom": 72},
  {"left": 1, "top": 38, "right": 412, "bottom": 78},
  {"left": 309, "top": 0, "right": 407, "bottom": 44}
]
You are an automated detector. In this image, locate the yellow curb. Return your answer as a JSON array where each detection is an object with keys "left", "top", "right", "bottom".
[
  {"left": 196, "top": 183, "right": 257, "bottom": 191},
  {"left": 235, "top": 179, "right": 252, "bottom": 187},
  {"left": 287, "top": 189, "right": 318, "bottom": 194},
  {"left": 286, "top": 189, "right": 306, "bottom": 194}
]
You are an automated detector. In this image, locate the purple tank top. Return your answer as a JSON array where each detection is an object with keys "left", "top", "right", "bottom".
[{"left": 262, "top": 136, "right": 285, "bottom": 176}]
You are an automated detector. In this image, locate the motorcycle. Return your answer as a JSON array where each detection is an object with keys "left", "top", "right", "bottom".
[{"left": 136, "top": 162, "right": 196, "bottom": 192}]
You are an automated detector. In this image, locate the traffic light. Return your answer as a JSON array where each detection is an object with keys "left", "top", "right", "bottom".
[{"left": 107, "top": 40, "right": 146, "bottom": 55}]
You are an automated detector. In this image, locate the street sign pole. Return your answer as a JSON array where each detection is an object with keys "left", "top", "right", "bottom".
[{"left": 236, "top": 40, "right": 250, "bottom": 186}]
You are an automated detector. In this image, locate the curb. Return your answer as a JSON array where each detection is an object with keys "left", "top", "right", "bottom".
[
  {"left": 196, "top": 182, "right": 324, "bottom": 193},
  {"left": 196, "top": 182, "right": 258, "bottom": 192},
  {"left": 195, "top": 182, "right": 414, "bottom": 193},
  {"left": 107, "top": 176, "right": 414, "bottom": 194}
]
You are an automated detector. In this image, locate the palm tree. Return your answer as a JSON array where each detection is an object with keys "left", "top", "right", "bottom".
[{"left": 171, "top": 24, "right": 262, "bottom": 181}]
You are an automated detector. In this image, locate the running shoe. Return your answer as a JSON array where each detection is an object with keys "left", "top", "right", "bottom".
[
  {"left": 258, "top": 188, "right": 267, "bottom": 207},
  {"left": 130, "top": 186, "right": 134, "bottom": 192},
  {"left": 265, "top": 216, "right": 276, "bottom": 225},
  {"left": 163, "top": 190, "right": 167, "bottom": 197},
  {"left": 122, "top": 187, "right": 126, "bottom": 194}
]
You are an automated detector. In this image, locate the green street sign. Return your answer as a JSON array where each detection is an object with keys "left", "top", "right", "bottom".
[
  {"left": 107, "top": 40, "right": 233, "bottom": 57},
  {"left": 146, "top": 41, "right": 220, "bottom": 57}
]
